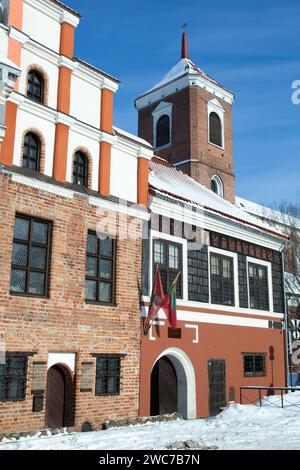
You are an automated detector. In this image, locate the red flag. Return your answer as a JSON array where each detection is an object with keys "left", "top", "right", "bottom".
[
  {"left": 162, "top": 272, "right": 181, "bottom": 330},
  {"left": 144, "top": 266, "right": 165, "bottom": 335}
]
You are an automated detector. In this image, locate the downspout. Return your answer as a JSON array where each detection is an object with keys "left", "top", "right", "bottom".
[{"left": 280, "top": 244, "right": 291, "bottom": 387}]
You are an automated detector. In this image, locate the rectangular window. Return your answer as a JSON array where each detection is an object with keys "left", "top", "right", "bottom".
[
  {"left": 248, "top": 263, "right": 269, "bottom": 311},
  {"left": 210, "top": 253, "right": 234, "bottom": 306},
  {"left": 10, "top": 215, "right": 52, "bottom": 297},
  {"left": 243, "top": 353, "right": 266, "bottom": 377},
  {"left": 153, "top": 239, "right": 182, "bottom": 298},
  {"left": 0, "top": 355, "right": 28, "bottom": 402},
  {"left": 85, "top": 232, "right": 116, "bottom": 305},
  {"left": 95, "top": 356, "right": 121, "bottom": 396}
]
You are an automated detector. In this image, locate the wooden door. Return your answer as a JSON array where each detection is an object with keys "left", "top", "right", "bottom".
[
  {"left": 151, "top": 357, "right": 178, "bottom": 416},
  {"left": 46, "top": 366, "right": 66, "bottom": 429},
  {"left": 208, "top": 359, "right": 226, "bottom": 417}
]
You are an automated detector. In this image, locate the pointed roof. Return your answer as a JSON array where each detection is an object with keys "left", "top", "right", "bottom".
[{"left": 136, "top": 32, "right": 234, "bottom": 106}]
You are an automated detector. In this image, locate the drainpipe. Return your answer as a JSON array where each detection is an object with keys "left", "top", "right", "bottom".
[{"left": 280, "top": 245, "right": 291, "bottom": 388}]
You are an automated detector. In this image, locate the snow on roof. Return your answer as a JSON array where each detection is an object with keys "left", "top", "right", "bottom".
[
  {"left": 236, "top": 197, "right": 300, "bottom": 231},
  {"left": 150, "top": 161, "right": 286, "bottom": 239},
  {"left": 145, "top": 58, "right": 228, "bottom": 95},
  {"left": 113, "top": 127, "right": 152, "bottom": 149}
]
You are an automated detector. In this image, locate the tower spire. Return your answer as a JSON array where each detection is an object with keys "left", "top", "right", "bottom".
[{"left": 181, "top": 30, "right": 189, "bottom": 59}]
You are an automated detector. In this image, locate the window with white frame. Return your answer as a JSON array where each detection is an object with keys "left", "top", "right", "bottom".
[
  {"left": 248, "top": 263, "right": 269, "bottom": 311},
  {"left": 153, "top": 239, "right": 182, "bottom": 298},
  {"left": 210, "top": 252, "right": 235, "bottom": 306}
]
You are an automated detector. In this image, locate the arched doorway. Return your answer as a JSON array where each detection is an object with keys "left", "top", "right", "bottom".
[
  {"left": 45, "top": 364, "right": 75, "bottom": 429},
  {"left": 150, "top": 348, "right": 197, "bottom": 420},
  {"left": 151, "top": 357, "right": 178, "bottom": 416}
]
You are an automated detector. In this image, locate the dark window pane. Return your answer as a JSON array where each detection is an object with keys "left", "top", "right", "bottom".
[
  {"left": 86, "top": 280, "right": 97, "bottom": 301},
  {"left": 87, "top": 234, "right": 98, "bottom": 254},
  {"left": 27, "top": 71, "right": 44, "bottom": 103},
  {"left": 30, "top": 247, "right": 47, "bottom": 270},
  {"left": 100, "top": 260, "right": 113, "bottom": 280},
  {"left": 0, "top": 356, "right": 27, "bottom": 402},
  {"left": 14, "top": 218, "right": 30, "bottom": 241},
  {"left": 86, "top": 257, "right": 98, "bottom": 277},
  {"left": 10, "top": 270, "right": 26, "bottom": 293},
  {"left": 99, "top": 282, "right": 112, "bottom": 303},
  {"left": 95, "top": 378, "right": 105, "bottom": 395},
  {"left": 100, "top": 238, "right": 113, "bottom": 257},
  {"left": 28, "top": 272, "right": 45, "bottom": 295},
  {"left": 12, "top": 244, "right": 28, "bottom": 267},
  {"left": 22, "top": 133, "right": 40, "bottom": 171},
  {"left": 32, "top": 221, "right": 48, "bottom": 244},
  {"left": 73, "top": 152, "right": 88, "bottom": 188}
]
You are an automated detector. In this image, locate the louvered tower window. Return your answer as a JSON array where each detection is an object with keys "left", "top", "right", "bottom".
[
  {"left": 156, "top": 115, "right": 170, "bottom": 148},
  {"left": 209, "top": 112, "right": 222, "bottom": 147}
]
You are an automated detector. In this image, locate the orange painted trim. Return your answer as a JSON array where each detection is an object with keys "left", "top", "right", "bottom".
[
  {"left": 0, "top": 102, "right": 18, "bottom": 166},
  {"left": 101, "top": 88, "right": 114, "bottom": 134},
  {"left": 99, "top": 141, "right": 111, "bottom": 197},
  {"left": 8, "top": 0, "right": 24, "bottom": 30},
  {"left": 60, "top": 23, "right": 75, "bottom": 59},
  {"left": 137, "top": 157, "right": 149, "bottom": 207},
  {"left": 57, "top": 67, "right": 72, "bottom": 114},
  {"left": 53, "top": 123, "right": 69, "bottom": 183},
  {"left": 142, "top": 301, "right": 283, "bottom": 323}
]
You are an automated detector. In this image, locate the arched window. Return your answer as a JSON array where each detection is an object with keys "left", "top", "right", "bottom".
[
  {"left": 209, "top": 112, "right": 222, "bottom": 147},
  {"left": 156, "top": 115, "right": 170, "bottom": 148},
  {"left": 27, "top": 70, "right": 44, "bottom": 104},
  {"left": 211, "top": 175, "right": 224, "bottom": 198},
  {"left": 22, "top": 133, "right": 41, "bottom": 171},
  {"left": 73, "top": 152, "right": 88, "bottom": 188}
]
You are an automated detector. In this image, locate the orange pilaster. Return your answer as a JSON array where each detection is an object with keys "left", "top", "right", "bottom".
[
  {"left": 0, "top": 102, "right": 18, "bottom": 166},
  {"left": 57, "top": 67, "right": 72, "bottom": 114},
  {"left": 8, "top": 0, "right": 24, "bottom": 30},
  {"left": 60, "top": 23, "right": 75, "bottom": 59},
  {"left": 101, "top": 89, "right": 114, "bottom": 133},
  {"left": 53, "top": 123, "right": 69, "bottom": 183},
  {"left": 99, "top": 141, "right": 111, "bottom": 197},
  {"left": 137, "top": 157, "right": 149, "bottom": 207}
]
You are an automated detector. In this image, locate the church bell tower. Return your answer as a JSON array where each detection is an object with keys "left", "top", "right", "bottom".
[{"left": 135, "top": 32, "right": 236, "bottom": 203}]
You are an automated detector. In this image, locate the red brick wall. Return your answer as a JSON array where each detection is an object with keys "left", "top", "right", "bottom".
[
  {"left": 138, "top": 85, "right": 236, "bottom": 203},
  {"left": 0, "top": 172, "right": 142, "bottom": 435}
]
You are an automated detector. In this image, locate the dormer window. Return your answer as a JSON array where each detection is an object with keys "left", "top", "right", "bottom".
[
  {"left": 156, "top": 115, "right": 170, "bottom": 148},
  {"left": 211, "top": 175, "right": 224, "bottom": 198},
  {"left": 27, "top": 70, "right": 44, "bottom": 104}
]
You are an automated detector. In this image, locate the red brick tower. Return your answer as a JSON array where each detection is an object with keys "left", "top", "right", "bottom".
[{"left": 135, "top": 32, "right": 236, "bottom": 203}]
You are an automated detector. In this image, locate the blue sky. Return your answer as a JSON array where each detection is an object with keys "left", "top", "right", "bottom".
[{"left": 70, "top": 0, "right": 300, "bottom": 206}]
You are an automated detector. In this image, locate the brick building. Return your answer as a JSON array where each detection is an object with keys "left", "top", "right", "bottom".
[
  {"left": 0, "top": 0, "right": 152, "bottom": 435},
  {"left": 137, "top": 34, "right": 289, "bottom": 419}
]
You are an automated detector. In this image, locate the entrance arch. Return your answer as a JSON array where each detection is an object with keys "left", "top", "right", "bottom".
[
  {"left": 45, "top": 364, "right": 75, "bottom": 429},
  {"left": 150, "top": 348, "right": 196, "bottom": 420}
]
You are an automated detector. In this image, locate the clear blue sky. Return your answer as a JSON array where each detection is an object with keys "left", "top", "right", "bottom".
[{"left": 70, "top": 0, "right": 300, "bottom": 206}]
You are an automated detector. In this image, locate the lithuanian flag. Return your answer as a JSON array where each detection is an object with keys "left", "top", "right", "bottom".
[{"left": 163, "top": 272, "right": 181, "bottom": 330}]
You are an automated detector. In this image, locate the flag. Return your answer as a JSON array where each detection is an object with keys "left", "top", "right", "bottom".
[
  {"left": 163, "top": 272, "right": 181, "bottom": 330},
  {"left": 144, "top": 266, "right": 166, "bottom": 335}
]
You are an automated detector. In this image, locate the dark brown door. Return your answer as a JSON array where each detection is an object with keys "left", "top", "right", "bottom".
[
  {"left": 151, "top": 357, "right": 178, "bottom": 416},
  {"left": 46, "top": 366, "right": 66, "bottom": 428},
  {"left": 208, "top": 359, "right": 226, "bottom": 417}
]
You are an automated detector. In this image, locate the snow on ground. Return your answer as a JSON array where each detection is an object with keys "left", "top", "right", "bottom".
[{"left": 1, "top": 392, "right": 300, "bottom": 451}]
